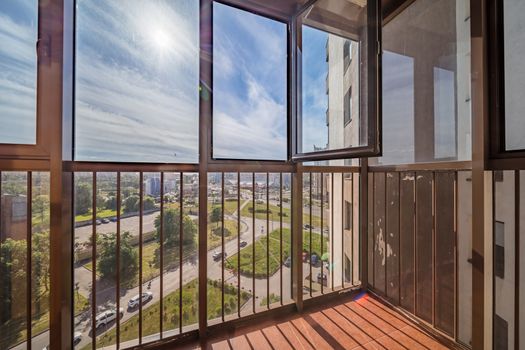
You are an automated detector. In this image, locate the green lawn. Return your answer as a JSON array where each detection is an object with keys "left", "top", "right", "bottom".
[
  {"left": 91, "top": 279, "right": 250, "bottom": 348},
  {"left": 75, "top": 209, "right": 117, "bottom": 222},
  {"left": 240, "top": 202, "right": 323, "bottom": 228},
  {"left": 207, "top": 219, "right": 244, "bottom": 251},
  {"left": 225, "top": 228, "right": 327, "bottom": 278}
]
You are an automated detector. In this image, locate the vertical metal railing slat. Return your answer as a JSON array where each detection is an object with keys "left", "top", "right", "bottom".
[
  {"left": 139, "top": 172, "right": 143, "bottom": 344},
  {"left": 116, "top": 172, "right": 121, "bottom": 348},
  {"left": 266, "top": 172, "right": 270, "bottom": 309},
  {"left": 91, "top": 172, "right": 97, "bottom": 350},
  {"left": 26, "top": 171, "right": 32, "bottom": 350},
  {"left": 159, "top": 172, "right": 164, "bottom": 338},
  {"left": 179, "top": 172, "right": 184, "bottom": 332}
]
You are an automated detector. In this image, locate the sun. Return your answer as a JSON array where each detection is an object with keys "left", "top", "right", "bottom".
[
  {"left": 151, "top": 28, "right": 171, "bottom": 51},
  {"left": 146, "top": 23, "right": 172, "bottom": 54}
]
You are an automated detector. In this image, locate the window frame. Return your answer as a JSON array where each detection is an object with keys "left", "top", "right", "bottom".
[
  {"left": 488, "top": 0, "right": 525, "bottom": 162},
  {"left": 292, "top": 0, "right": 382, "bottom": 163},
  {"left": 208, "top": 0, "right": 292, "bottom": 164},
  {"left": 0, "top": 0, "right": 54, "bottom": 161}
]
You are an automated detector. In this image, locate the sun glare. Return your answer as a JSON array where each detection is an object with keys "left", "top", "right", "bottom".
[{"left": 151, "top": 27, "right": 171, "bottom": 51}]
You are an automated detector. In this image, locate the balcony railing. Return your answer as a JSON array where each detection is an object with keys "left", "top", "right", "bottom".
[{"left": 1, "top": 163, "right": 476, "bottom": 349}]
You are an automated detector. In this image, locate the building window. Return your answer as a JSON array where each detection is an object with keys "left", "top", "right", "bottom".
[
  {"left": 494, "top": 314, "right": 509, "bottom": 350},
  {"left": 494, "top": 221, "right": 505, "bottom": 279},
  {"left": 344, "top": 88, "right": 352, "bottom": 126},
  {"left": 344, "top": 40, "right": 352, "bottom": 72},
  {"left": 344, "top": 200, "right": 352, "bottom": 230}
]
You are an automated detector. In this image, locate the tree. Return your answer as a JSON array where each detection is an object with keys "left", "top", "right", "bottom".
[
  {"left": 105, "top": 195, "right": 117, "bottom": 211},
  {"left": 144, "top": 196, "right": 156, "bottom": 211},
  {"left": 75, "top": 183, "right": 91, "bottom": 215},
  {"left": 96, "top": 194, "right": 106, "bottom": 209},
  {"left": 32, "top": 194, "right": 49, "bottom": 224},
  {"left": 98, "top": 232, "right": 138, "bottom": 283},
  {"left": 154, "top": 209, "right": 197, "bottom": 249},
  {"left": 0, "top": 238, "right": 27, "bottom": 322},
  {"left": 123, "top": 195, "right": 140, "bottom": 214},
  {"left": 209, "top": 207, "right": 221, "bottom": 228}
]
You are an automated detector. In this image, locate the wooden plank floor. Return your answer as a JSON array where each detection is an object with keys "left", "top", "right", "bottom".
[{"left": 181, "top": 293, "right": 452, "bottom": 350}]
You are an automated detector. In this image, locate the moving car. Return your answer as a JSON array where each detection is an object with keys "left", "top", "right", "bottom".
[
  {"left": 73, "top": 331, "right": 82, "bottom": 346},
  {"left": 95, "top": 308, "right": 124, "bottom": 328},
  {"left": 283, "top": 256, "right": 292, "bottom": 267},
  {"left": 212, "top": 251, "right": 227, "bottom": 261},
  {"left": 240, "top": 240, "right": 248, "bottom": 248},
  {"left": 128, "top": 291, "right": 153, "bottom": 309}
]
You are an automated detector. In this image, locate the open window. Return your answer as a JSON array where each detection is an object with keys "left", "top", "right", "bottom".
[
  {"left": 293, "top": 0, "right": 381, "bottom": 162},
  {"left": 489, "top": 0, "right": 525, "bottom": 160}
]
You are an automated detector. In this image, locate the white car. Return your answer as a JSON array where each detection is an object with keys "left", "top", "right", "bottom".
[
  {"left": 95, "top": 308, "right": 123, "bottom": 328},
  {"left": 128, "top": 291, "right": 153, "bottom": 309}
]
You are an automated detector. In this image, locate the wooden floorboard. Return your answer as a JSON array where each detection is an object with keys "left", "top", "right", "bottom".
[{"left": 179, "top": 294, "right": 452, "bottom": 350}]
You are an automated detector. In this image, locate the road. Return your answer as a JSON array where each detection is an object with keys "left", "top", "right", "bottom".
[{"left": 23, "top": 199, "right": 327, "bottom": 350}]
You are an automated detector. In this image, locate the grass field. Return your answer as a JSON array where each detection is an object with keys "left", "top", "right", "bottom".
[
  {"left": 240, "top": 202, "right": 323, "bottom": 228},
  {"left": 90, "top": 279, "right": 250, "bottom": 348},
  {"left": 225, "top": 228, "right": 327, "bottom": 278}
]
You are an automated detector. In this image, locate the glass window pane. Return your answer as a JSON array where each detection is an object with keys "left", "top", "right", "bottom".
[
  {"left": 75, "top": 0, "right": 199, "bottom": 163},
  {"left": 372, "top": 0, "right": 471, "bottom": 165},
  {"left": 0, "top": 1, "right": 37, "bottom": 144},
  {"left": 212, "top": 3, "right": 287, "bottom": 160},
  {"left": 299, "top": 0, "right": 368, "bottom": 156},
  {"left": 504, "top": 0, "right": 525, "bottom": 150}
]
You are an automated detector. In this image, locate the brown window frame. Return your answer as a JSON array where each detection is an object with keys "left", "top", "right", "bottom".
[
  {"left": 0, "top": 0, "right": 55, "bottom": 162},
  {"left": 292, "top": 0, "right": 382, "bottom": 163},
  {"left": 488, "top": 0, "right": 525, "bottom": 163}
]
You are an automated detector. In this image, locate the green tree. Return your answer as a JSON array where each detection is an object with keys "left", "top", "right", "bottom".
[
  {"left": 32, "top": 194, "right": 49, "bottom": 225},
  {"left": 75, "top": 183, "right": 91, "bottom": 215},
  {"left": 209, "top": 207, "right": 221, "bottom": 228},
  {"left": 96, "top": 194, "right": 106, "bottom": 209},
  {"left": 123, "top": 195, "right": 140, "bottom": 214},
  {"left": 98, "top": 232, "right": 138, "bottom": 283},
  {"left": 154, "top": 209, "right": 197, "bottom": 249},
  {"left": 105, "top": 195, "right": 117, "bottom": 211},
  {"left": 0, "top": 238, "right": 27, "bottom": 323},
  {"left": 144, "top": 196, "right": 156, "bottom": 211}
]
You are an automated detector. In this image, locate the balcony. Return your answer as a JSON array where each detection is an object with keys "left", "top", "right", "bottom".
[{"left": 1, "top": 0, "right": 524, "bottom": 349}]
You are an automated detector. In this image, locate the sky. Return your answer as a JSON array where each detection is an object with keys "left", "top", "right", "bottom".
[
  {"left": 0, "top": 0, "right": 329, "bottom": 161},
  {"left": 301, "top": 26, "right": 330, "bottom": 154},
  {"left": 212, "top": 2, "right": 287, "bottom": 160},
  {"left": 74, "top": 0, "right": 200, "bottom": 163},
  {"left": 0, "top": 0, "right": 37, "bottom": 145}
]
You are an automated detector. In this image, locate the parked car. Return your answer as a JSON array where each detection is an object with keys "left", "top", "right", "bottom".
[
  {"left": 212, "top": 251, "right": 227, "bottom": 261},
  {"left": 128, "top": 291, "right": 153, "bottom": 309},
  {"left": 283, "top": 256, "right": 292, "bottom": 267},
  {"left": 240, "top": 240, "right": 248, "bottom": 248},
  {"left": 303, "top": 224, "right": 311, "bottom": 230},
  {"left": 101, "top": 218, "right": 110, "bottom": 224},
  {"left": 317, "top": 272, "right": 328, "bottom": 286},
  {"left": 73, "top": 331, "right": 82, "bottom": 346},
  {"left": 110, "top": 217, "right": 118, "bottom": 222},
  {"left": 95, "top": 219, "right": 102, "bottom": 226},
  {"left": 95, "top": 308, "right": 123, "bottom": 328}
]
